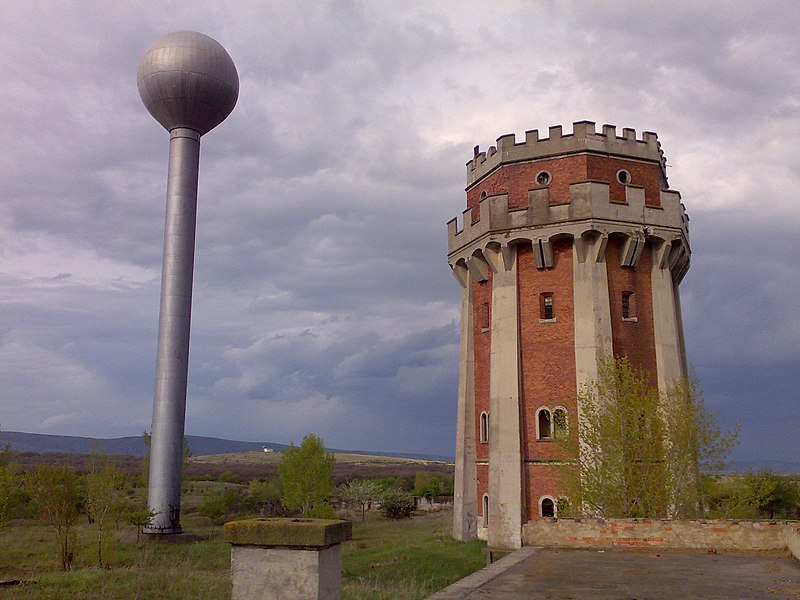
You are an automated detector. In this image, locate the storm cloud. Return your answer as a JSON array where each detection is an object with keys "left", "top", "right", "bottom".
[{"left": 1, "top": 1, "right": 798, "bottom": 461}]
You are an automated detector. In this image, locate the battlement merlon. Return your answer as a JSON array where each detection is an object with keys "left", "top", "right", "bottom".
[{"left": 467, "top": 121, "right": 667, "bottom": 188}]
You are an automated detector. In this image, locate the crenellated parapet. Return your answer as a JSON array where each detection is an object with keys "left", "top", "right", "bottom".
[
  {"left": 467, "top": 121, "right": 667, "bottom": 188},
  {"left": 447, "top": 179, "right": 691, "bottom": 285}
]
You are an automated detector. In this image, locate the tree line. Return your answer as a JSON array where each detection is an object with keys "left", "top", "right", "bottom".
[{"left": 0, "top": 430, "right": 455, "bottom": 571}]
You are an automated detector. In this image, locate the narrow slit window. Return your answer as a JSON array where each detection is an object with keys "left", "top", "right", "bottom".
[
  {"left": 482, "top": 494, "right": 489, "bottom": 527},
  {"left": 622, "top": 292, "right": 636, "bottom": 320},
  {"left": 481, "top": 302, "right": 490, "bottom": 330},
  {"left": 480, "top": 411, "right": 489, "bottom": 443}
]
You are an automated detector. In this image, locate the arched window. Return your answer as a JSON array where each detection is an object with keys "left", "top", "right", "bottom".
[
  {"left": 541, "top": 497, "right": 555, "bottom": 518},
  {"left": 537, "top": 408, "right": 552, "bottom": 439},
  {"left": 480, "top": 411, "right": 489, "bottom": 443},
  {"left": 482, "top": 494, "right": 489, "bottom": 527}
]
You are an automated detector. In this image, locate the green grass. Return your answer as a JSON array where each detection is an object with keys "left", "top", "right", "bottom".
[
  {"left": 0, "top": 508, "right": 485, "bottom": 599},
  {"left": 342, "top": 511, "right": 486, "bottom": 599},
  {"left": 0, "top": 514, "right": 230, "bottom": 600}
]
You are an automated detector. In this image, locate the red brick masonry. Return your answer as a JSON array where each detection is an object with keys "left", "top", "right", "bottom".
[{"left": 523, "top": 518, "right": 800, "bottom": 558}]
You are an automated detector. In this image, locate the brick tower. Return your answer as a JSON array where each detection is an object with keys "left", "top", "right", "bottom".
[{"left": 447, "top": 121, "right": 691, "bottom": 550}]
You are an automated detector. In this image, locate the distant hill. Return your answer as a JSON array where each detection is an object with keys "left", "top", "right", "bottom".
[{"left": 0, "top": 431, "right": 452, "bottom": 463}]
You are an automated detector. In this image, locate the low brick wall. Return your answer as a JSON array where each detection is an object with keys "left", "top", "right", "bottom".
[{"left": 523, "top": 518, "right": 800, "bottom": 553}]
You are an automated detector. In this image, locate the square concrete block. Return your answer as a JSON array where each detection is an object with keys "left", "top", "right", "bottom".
[
  {"left": 225, "top": 518, "right": 353, "bottom": 600},
  {"left": 231, "top": 545, "right": 341, "bottom": 600},
  {"left": 224, "top": 518, "right": 352, "bottom": 548}
]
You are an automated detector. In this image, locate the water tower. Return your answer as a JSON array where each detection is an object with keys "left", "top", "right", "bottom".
[
  {"left": 137, "top": 31, "right": 238, "bottom": 534},
  {"left": 447, "top": 121, "right": 691, "bottom": 550}
]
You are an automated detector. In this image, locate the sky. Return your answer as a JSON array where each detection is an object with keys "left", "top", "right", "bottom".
[{"left": 1, "top": 1, "right": 798, "bottom": 462}]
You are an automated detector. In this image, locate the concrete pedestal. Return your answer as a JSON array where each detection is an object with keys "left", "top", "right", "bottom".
[{"left": 224, "top": 518, "right": 352, "bottom": 600}]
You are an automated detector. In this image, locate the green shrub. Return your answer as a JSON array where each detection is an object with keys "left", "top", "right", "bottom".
[
  {"left": 413, "top": 472, "right": 454, "bottom": 498},
  {"left": 244, "top": 479, "right": 285, "bottom": 517},
  {"left": 307, "top": 503, "right": 336, "bottom": 519},
  {"left": 219, "top": 471, "right": 236, "bottom": 484},
  {"left": 199, "top": 489, "right": 242, "bottom": 524},
  {"left": 380, "top": 489, "right": 415, "bottom": 520},
  {"left": 555, "top": 497, "right": 573, "bottom": 517}
]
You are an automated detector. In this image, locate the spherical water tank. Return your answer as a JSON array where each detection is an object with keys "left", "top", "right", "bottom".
[{"left": 137, "top": 31, "right": 239, "bottom": 135}]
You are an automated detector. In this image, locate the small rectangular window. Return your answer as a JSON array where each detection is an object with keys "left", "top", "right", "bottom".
[
  {"left": 481, "top": 302, "right": 490, "bottom": 331},
  {"left": 622, "top": 292, "right": 636, "bottom": 321},
  {"left": 540, "top": 293, "right": 554, "bottom": 321}
]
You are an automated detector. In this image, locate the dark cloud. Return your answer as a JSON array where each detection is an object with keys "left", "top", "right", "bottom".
[{"left": 0, "top": 2, "right": 798, "bottom": 460}]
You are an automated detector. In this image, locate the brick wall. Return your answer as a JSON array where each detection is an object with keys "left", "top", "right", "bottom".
[
  {"left": 465, "top": 154, "right": 664, "bottom": 220},
  {"left": 605, "top": 235, "right": 658, "bottom": 384},
  {"left": 466, "top": 155, "right": 582, "bottom": 217},
  {"left": 518, "top": 240, "right": 577, "bottom": 461},
  {"left": 471, "top": 276, "right": 492, "bottom": 463},
  {"left": 517, "top": 239, "right": 577, "bottom": 519},
  {"left": 524, "top": 464, "right": 568, "bottom": 521},
  {"left": 585, "top": 155, "right": 662, "bottom": 206},
  {"left": 523, "top": 518, "right": 800, "bottom": 552}
]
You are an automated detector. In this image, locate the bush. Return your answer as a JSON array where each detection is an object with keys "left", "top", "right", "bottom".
[
  {"left": 219, "top": 470, "right": 236, "bottom": 484},
  {"left": 380, "top": 489, "right": 415, "bottom": 520},
  {"left": 413, "top": 472, "right": 454, "bottom": 498},
  {"left": 307, "top": 503, "right": 336, "bottom": 519},
  {"left": 199, "top": 488, "right": 242, "bottom": 524},
  {"left": 555, "top": 497, "right": 574, "bottom": 517},
  {"left": 244, "top": 479, "right": 285, "bottom": 517}
]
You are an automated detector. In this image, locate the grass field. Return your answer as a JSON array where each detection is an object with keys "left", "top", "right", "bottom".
[{"left": 0, "top": 505, "right": 485, "bottom": 599}]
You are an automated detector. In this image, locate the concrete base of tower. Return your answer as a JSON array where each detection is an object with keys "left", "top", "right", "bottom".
[
  {"left": 141, "top": 531, "right": 204, "bottom": 544},
  {"left": 142, "top": 522, "right": 183, "bottom": 535}
]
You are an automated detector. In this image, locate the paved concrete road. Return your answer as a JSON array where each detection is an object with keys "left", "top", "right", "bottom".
[{"left": 429, "top": 547, "right": 800, "bottom": 599}]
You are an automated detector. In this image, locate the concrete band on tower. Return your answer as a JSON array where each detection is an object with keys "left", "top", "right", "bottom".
[{"left": 448, "top": 121, "right": 690, "bottom": 551}]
